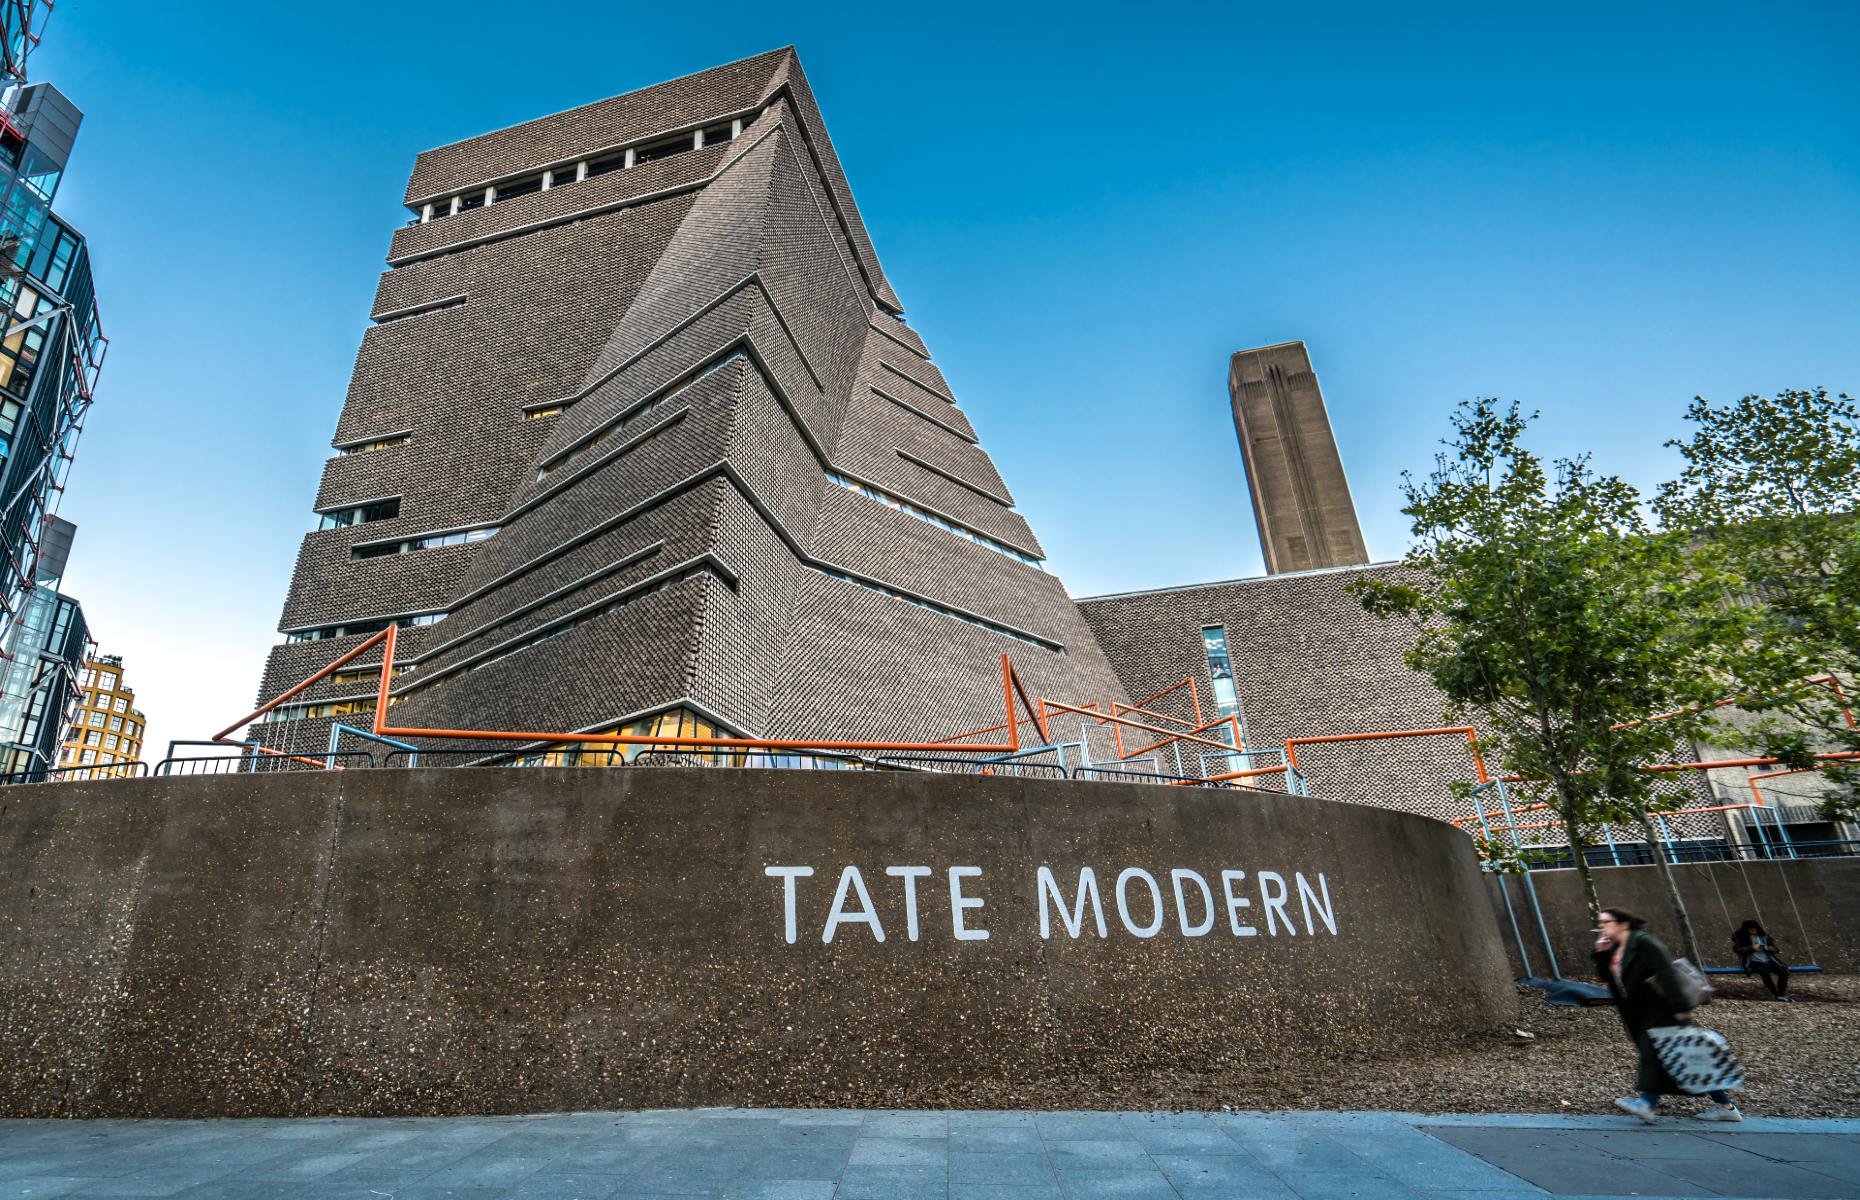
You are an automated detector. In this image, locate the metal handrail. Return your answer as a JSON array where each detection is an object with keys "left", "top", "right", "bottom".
[
  {"left": 873, "top": 754, "right": 1067, "bottom": 779},
  {"left": 0, "top": 760, "right": 150, "bottom": 785},
  {"left": 155, "top": 750, "right": 376, "bottom": 776}
]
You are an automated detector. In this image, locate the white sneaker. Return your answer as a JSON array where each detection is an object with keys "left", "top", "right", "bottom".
[
  {"left": 1694, "top": 1105, "right": 1744, "bottom": 1122},
  {"left": 1615, "top": 1096, "right": 1658, "bottom": 1124}
]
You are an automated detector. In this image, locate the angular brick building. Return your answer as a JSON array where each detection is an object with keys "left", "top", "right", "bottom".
[{"left": 255, "top": 49, "right": 1130, "bottom": 757}]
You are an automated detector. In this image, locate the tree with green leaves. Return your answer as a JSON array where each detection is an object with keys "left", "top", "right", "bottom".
[
  {"left": 1356, "top": 399, "right": 1748, "bottom": 956},
  {"left": 1654, "top": 388, "right": 1860, "bottom": 820}
]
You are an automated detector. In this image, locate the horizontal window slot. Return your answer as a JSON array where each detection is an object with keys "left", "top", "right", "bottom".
[
  {"left": 371, "top": 294, "right": 466, "bottom": 324},
  {"left": 814, "top": 566, "right": 1063, "bottom": 654},
  {"left": 316, "top": 497, "right": 401, "bottom": 530},
  {"left": 870, "top": 386, "right": 976, "bottom": 443},
  {"left": 352, "top": 524, "right": 499, "bottom": 561},
  {"left": 826, "top": 473, "right": 1040, "bottom": 567},
  {"left": 540, "top": 341, "right": 745, "bottom": 475},
  {"left": 284, "top": 611, "right": 444, "bottom": 643},
  {"left": 877, "top": 359, "right": 956, "bottom": 405},
  {"left": 408, "top": 115, "right": 746, "bottom": 225},
  {"left": 335, "top": 432, "right": 411, "bottom": 455},
  {"left": 894, "top": 449, "right": 1015, "bottom": 507},
  {"left": 400, "top": 558, "right": 730, "bottom": 693},
  {"left": 414, "top": 542, "right": 666, "bottom": 664}
]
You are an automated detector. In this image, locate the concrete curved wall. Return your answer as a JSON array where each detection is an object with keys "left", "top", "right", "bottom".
[{"left": 0, "top": 768, "right": 1514, "bottom": 1117}]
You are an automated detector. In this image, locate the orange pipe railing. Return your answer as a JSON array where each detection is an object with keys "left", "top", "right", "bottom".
[{"left": 1283, "top": 726, "right": 1491, "bottom": 784}]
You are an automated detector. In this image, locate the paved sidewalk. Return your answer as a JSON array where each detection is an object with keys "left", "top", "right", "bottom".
[{"left": 1, "top": 1108, "right": 1858, "bottom": 1199}]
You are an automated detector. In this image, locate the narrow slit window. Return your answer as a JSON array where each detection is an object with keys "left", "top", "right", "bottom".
[{"left": 494, "top": 174, "right": 544, "bottom": 202}]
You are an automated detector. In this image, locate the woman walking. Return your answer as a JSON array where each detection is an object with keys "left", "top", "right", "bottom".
[{"left": 1593, "top": 908, "right": 1742, "bottom": 1123}]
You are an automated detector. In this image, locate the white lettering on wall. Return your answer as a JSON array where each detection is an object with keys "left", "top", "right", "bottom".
[
  {"left": 886, "top": 865, "right": 932, "bottom": 941},
  {"left": 1297, "top": 871, "right": 1338, "bottom": 935},
  {"left": 1258, "top": 870, "right": 1294, "bottom": 936},
  {"left": 948, "top": 866, "right": 990, "bottom": 941},
  {"left": 1037, "top": 866, "right": 1108, "bottom": 940},
  {"left": 1115, "top": 867, "right": 1165, "bottom": 938},
  {"left": 764, "top": 864, "right": 1338, "bottom": 944},
  {"left": 1171, "top": 869, "right": 1216, "bottom": 937},
  {"left": 1220, "top": 870, "right": 1258, "bottom": 937},
  {"left": 765, "top": 865, "right": 815, "bottom": 945},
  {"left": 822, "top": 865, "right": 885, "bottom": 944}
]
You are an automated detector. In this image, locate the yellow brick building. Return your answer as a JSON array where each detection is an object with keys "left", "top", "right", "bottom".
[{"left": 60, "top": 654, "right": 146, "bottom": 773}]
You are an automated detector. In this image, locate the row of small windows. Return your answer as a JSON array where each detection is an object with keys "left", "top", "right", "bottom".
[
  {"left": 825, "top": 473, "right": 1044, "bottom": 569},
  {"left": 268, "top": 695, "right": 400, "bottom": 723},
  {"left": 353, "top": 524, "right": 499, "bottom": 561},
  {"left": 317, "top": 497, "right": 401, "bottom": 530},
  {"left": 82, "top": 698, "right": 134, "bottom": 720},
  {"left": 815, "top": 567, "right": 1064, "bottom": 654},
  {"left": 330, "top": 666, "right": 399, "bottom": 686},
  {"left": 61, "top": 748, "right": 136, "bottom": 767},
  {"left": 536, "top": 388, "right": 679, "bottom": 482},
  {"left": 285, "top": 611, "right": 445, "bottom": 644},
  {"left": 337, "top": 433, "right": 410, "bottom": 455},
  {"left": 450, "top": 567, "right": 710, "bottom": 681},
  {"left": 411, "top": 119, "right": 744, "bottom": 225},
  {"left": 536, "top": 352, "right": 742, "bottom": 481},
  {"left": 75, "top": 729, "right": 134, "bottom": 751},
  {"left": 78, "top": 667, "right": 122, "bottom": 692}
]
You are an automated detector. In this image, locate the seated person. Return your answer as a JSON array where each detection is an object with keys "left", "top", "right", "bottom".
[{"left": 1731, "top": 919, "right": 1790, "bottom": 1001}]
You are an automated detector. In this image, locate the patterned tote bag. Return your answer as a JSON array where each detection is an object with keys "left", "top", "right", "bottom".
[{"left": 1648, "top": 1025, "right": 1745, "bottom": 1095}]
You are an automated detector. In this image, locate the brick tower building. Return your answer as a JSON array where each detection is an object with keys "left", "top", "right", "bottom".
[
  {"left": 254, "top": 49, "right": 1128, "bottom": 757},
  {"left": 1227, "top": 341, "right": 1369, "bottom": 575}
]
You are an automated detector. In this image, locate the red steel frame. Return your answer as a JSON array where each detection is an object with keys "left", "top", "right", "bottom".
[
  {"left": 211, "top": 624, "right": 1858, "bottom": 830},
  {"left": 217, "top": 624, "right": 1054, "bottom": 758}
]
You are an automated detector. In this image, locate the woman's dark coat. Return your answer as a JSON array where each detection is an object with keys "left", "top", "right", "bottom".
[{"left": 1594, "top": 930, "right": 1689, "bottom": 1094}]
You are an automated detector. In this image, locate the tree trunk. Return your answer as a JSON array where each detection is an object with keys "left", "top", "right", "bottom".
[
  {"left": 1554, "top": 792, "right": 1600, "bottom": 922},
  {"left": 1637, "top": 808, "right": 1701, "bottom": 963}
]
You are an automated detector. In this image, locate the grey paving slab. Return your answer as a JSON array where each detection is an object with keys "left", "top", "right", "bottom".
[
  {"left": 1052, "top": 1166, "right": 1180, "bottom": 1199},
  {"left": 858, "top": 1112, "right": 946, "bottom": 1140},
  {"left": 1653, "top": 1155, "right": 1860, "bottom": 1199},
  {"left": 949, "top": 1184, "right": 1065, "bottom": 1200},
  {"left": 831, "top": 1161, "right": 946, "bottom": 1199},
  {"left": 1151, "top": 1150, "right": 1298, "bottom": 1199},
  {"left": 718, "top": 1181, "right": 836, "bottom": 1200},
  {"left": 1272, "top": 1169, "right": 1421, "bottom": 1199},
  {"left": 1427, "top": 1128, "right": 1712, "bottom": 1197},
  {"left": 1043, "top": 1138, "right": 1152, "bottom": 1170},
  {"left": 948, "top": 1150, "right": 1054, "bottom": 1185},
  {"left": 1696, "top": 1130, "right": 1860, "bottom": 1162},
  {"left": 8, "top": 1108, "right": 1860, "bottom": 1198},
  {"left": 844, "top": 1135, "right": 944, "bottom": 1168},
  {"left": 736, "top": 1144, "right": 850, "bottom": 1181},
  {"left": 949, "top": 1124, "right": 1045, "bottom": 1153}
]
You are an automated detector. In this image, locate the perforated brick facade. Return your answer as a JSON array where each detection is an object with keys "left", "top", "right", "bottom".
[
  {"left": 254, "top": 49, "right": 1130, "bottom": 757},
  {"left": 1077, "top": 564, "right": 1715, "bottom": 827}
]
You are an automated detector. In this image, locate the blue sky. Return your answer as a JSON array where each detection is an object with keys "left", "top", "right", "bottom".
[{"left": 35, "top": 1, "right": 1860, "bottom": 757}]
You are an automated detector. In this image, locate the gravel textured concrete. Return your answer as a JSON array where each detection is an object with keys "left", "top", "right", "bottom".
[{"left": 915, "top": 977, "right": 1860, "bottom": 1120}]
